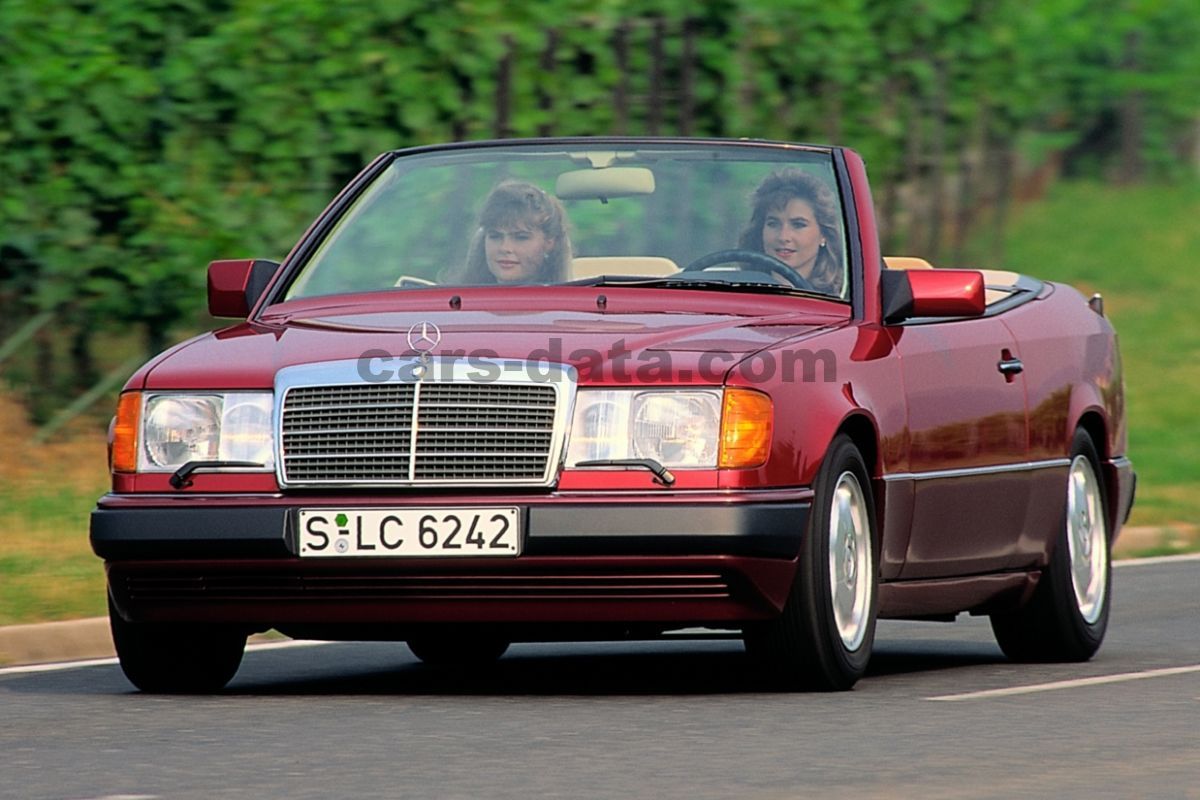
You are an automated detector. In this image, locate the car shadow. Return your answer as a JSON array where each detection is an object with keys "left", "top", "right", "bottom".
[
  {"left": 216, "top": 637, "right": 1009, "bottom": 697},
  {"left": 1, "top": 635, "right": 1010, "bottom": 697},
  {"left": 231, "top": 645, "right": 758, "bottom": 697}
]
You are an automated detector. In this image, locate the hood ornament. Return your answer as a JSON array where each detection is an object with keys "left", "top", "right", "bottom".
[{"left": 406, "top": 321, "right": 442, "bottom": 378}]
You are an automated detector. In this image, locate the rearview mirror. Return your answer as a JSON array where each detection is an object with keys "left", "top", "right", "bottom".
[
  {"left": 207, "top": 259, "right": 280, "bottom": 318},
  {"left": 555, "top": 167, "right": 655, "bottom": 201},
  {"left": 882, "top": 268, "right": 985, "bottom": 324}
]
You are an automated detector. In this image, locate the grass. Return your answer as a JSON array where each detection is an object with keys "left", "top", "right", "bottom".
[
  {"left": 964, "top": 179, "right": 1200, "bottom": 528},
  {"left": 0, "top": 393, "right": 110, "bottom": 625},
  {"left": 1, "top": 179, "right": 1197, "bottom": 626}
]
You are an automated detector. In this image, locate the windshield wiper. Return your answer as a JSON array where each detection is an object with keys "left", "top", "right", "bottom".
[
  {"left": 563, "top": 275, "right": 824, "bottom": 297},
  {"left": 574, "top": 458, "right": 676, "bottom": 487},
  {"left": 170, "top": 460, "right": 265, "bottom": 489}
]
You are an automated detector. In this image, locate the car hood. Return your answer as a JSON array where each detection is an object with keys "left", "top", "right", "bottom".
[{"left": 139, "top": 294, "right": 849, "bottom": 389}]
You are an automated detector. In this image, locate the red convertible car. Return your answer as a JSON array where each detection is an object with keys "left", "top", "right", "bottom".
[{"left": 91, "top": 138, "right": 1135, "bottom": 692}]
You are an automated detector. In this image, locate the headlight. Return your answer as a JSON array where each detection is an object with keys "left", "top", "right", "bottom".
[
  {"left": 566, "top": 388, "right": 772, "bottom": 470},
  {"left": 137, "top": 393, "right": 274, "bottom": 472},
  {"left": 566, "top": 390, "right": 724, "bottom": 468},
  {"left": 632, "top": 393, "right": 722, "bottom": 466},
  {"left": 219, "top": 395, "right": 275, "bottom": 464}
]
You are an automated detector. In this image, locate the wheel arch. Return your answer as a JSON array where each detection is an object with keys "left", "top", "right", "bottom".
[
  {"left": 1066, "top": 376, "right": 1121, "bottom": 463},
  {"left": 836, "top": 412, "right": 879, "bottom": 479},
  {"left": 1072, "top": 409, "right": 1120, "bottom": 537},
  {"left": 1075, "top": 410, "right": 1108, "bottom": 462},
  {"left": 833, "top": 412, "right": 882, "bottom": 549}
]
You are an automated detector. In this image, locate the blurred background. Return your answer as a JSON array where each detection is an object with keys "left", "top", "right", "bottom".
[{"left": 1, "top": 0, "right": 1197, "bottom": 624}]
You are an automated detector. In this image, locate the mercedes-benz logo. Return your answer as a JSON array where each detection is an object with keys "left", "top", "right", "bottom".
[{"left": 406, "top": 321, "right": 442, "bottom": 356}]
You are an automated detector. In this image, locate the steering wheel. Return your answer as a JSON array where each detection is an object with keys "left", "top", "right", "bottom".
[
  {"left": 682, "top": 249, "right": 817, "bottom": 292},
  {"left": 394, "top": 275, "right": 438, "bottom": 289}
]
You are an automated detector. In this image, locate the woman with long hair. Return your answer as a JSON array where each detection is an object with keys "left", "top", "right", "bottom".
[
  {"left": 459, "top": 180, "right": 572, "bottom": 284},
  {"left": 738, "top": 169, "right": 845, "bottom": 296}
]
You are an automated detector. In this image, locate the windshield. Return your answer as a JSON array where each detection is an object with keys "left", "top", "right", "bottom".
[{"left": 283, "top": 143, "right": 849, "bottom": 302}]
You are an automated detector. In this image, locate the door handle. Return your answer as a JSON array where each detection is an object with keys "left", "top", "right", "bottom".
[{"left": 997, "top": 357, "right": 1024, "bottom": 376}]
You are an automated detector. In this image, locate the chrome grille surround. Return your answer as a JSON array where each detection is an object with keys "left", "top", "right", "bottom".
[{"left": 275, "top": 357, "right": 576, "bottom": 488}]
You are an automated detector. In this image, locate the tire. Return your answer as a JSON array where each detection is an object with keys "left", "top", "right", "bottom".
[
  {"left": 108, "top": 595, "right": 246, "bottom": 693},
  {"left": 407, "top": 631, "right": 510, "bottom": 666},
  {"left": 990, "top": 428, "right": 1111, "bottom": 662},
  {"left": 744, "top": 434, "right": 878, "bottom": 691}
]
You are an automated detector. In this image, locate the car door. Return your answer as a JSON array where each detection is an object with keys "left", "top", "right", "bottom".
[
  {"left": 997, "top": 298, "right": 1100, "bottom": 571},
  {"left": 892, "top": 316, "right": 1031, "bottom": 578}
]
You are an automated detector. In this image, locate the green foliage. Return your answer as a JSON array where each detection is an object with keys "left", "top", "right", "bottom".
[{"left": 0, "top": 0, "right": 1196, "bottom": 376}]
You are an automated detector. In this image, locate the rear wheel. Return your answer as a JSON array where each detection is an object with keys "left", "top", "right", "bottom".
[
  {"left": 990, "top": 428, "right": 1111, "bottom": 661},
  {"left": 744, "top": 435, "right": 878, "bottom": 691},
  {"left": 407, "top": 631, "right": 510, "bottom": 666},
  {"left": 108, "top": 595, "right": 246, "bottom": 693}
]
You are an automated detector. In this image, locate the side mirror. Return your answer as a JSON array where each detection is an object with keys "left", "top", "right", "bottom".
[
  {"left": 207, "top": 259, "right": 280, "bottom": 318},
  {"left": 881, "top": 268, "right": 986, "bottom": 324}
]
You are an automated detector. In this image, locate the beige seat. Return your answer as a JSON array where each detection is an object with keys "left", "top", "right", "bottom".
[
  {"left": 883, "top": 256, "right": 933, "bottom": 270},
  {"left": 570, "top": 256, "right": 680, "bottom": 280},
  {"left": 977, "top": 269, "right": 1021, "bottom": 305},
  {"left": 977, "top": 269, "right": 1020, "bottom": 286}
]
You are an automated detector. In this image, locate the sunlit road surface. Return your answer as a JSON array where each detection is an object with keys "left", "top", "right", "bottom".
[{"left": 3, "top": 557, "right": 1198, "bottom": 800}]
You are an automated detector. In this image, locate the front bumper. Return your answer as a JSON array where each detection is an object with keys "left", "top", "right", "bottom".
[{"left": 93, "top": 492, "right": 810, "bottom": 631}]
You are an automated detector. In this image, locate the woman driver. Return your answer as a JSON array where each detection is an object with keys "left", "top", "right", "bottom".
[{"left": 738, "top": 169, "right": 845, "bottom": 296}]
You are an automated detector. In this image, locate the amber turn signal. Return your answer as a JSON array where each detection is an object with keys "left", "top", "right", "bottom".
[
  {"left": 111, "top": 392, "right": 141, "bottom": 473},
  {"left": 719, "top": 389, "right": 772, "bottom": 469}
]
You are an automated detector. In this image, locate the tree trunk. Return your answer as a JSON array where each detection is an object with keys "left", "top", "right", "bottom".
[
  {"left": 953, "top": 111, "right": 987, "bottom": 264},
  {"left": 876, "top": 77, "right": 900, "bottom": 252},
  {"left": 537, "top": 30, "right": 558, "bottom": 137},
  {"left": 1116, "top": 30, "right": 1145, "bottom": 184},
  {"left": 613, "top": 21, "right": 630, "bottom": 135},
  {"left": 145, "top": 319, "right": 170, "bottom": 363},
  {"left": 648, "top": 18, "right": 665, "bottom": 135},
  {"left": 70, "top": 312, "right": 98, "bottom": 393},
  {"left": 903, "top": 88, "right": 925, "bottom": 254},
  {"left": 494, "top": 35, "right": 514, "bottom": 138},
  {"left": 680, "top": 18, "right": 695, "bottom": 136},
  {"left": 924, "top": 60, "right": 948, "bottom": 261},
  {"left": 989, "top": 126, "right": 1014, "bottom": 267},
  {"left": 32, "top": 325, "right": 57, "bottom": 425}
]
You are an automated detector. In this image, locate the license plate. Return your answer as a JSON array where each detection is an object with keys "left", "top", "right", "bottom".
[{"left": 297, "top": 507, "right": 520, "bottom": 558}]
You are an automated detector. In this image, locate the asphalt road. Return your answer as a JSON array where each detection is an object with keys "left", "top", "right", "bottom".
[{"left": 2, "top": 557, "right": 1197, "bottom": 800}]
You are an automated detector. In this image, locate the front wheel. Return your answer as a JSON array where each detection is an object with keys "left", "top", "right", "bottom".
[
  {"left": 990, "top": 428, "right": 1111, "bottom": 662},
  {"left": 109, "top": 595, "right": 246, "bottom": 693},
  {"left": 744, "top": 435, "right": 878, "bottom": 690}
]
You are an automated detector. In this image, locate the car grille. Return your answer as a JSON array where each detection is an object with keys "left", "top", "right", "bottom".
[{"left": 280, "top": 382, "right": 560, "bottom": 486}]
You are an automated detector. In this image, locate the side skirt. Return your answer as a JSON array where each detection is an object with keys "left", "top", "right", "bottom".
[{"left": 878, "top": 571, "right": 1040, "bottom": 620}]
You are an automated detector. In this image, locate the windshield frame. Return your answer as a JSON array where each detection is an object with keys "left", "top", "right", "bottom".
[{"left": 258, "top": 137, "right": 857, "bottom": 316}]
